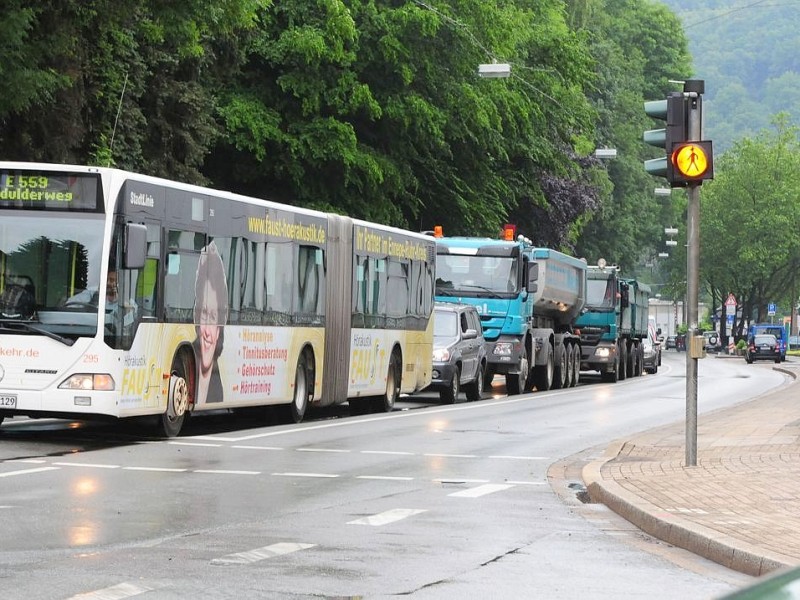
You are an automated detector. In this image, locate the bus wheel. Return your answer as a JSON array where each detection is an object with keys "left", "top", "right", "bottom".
[
  {"left": 160, "top": 353, "right": 192, "bottom": 437},
  {"left": 289, "top": 354, "right": 309, "bottom": 423},
  {"left": 373, "top": 349, "right": 400, "bottom": 412}
]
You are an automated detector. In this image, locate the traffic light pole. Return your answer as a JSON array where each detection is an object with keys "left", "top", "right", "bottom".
[{"left": 684, "top": 85, "right": 703, "bottom": 467}]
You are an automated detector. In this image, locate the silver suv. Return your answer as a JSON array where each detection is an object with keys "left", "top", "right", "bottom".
[{"left": 430, "top": 302, "right": 487, "bottom": 403}]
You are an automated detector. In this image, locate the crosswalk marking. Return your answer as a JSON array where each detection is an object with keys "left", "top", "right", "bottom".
[
  {"left": 67, "top": 582, "right": 155, "bottom": 599},
  {"left": 448, "top": 483, "right": 515, "bottom": 498},
  {"left": 348, "top": 508, "right": 427, "bottom": 526},
  {"left": 211, "top": 542, "right": 316, "bottom": 565}
]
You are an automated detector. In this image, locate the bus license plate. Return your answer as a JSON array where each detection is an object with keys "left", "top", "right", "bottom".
[{"left": 0, "top": 395, "right": 16, "bottom": 408}]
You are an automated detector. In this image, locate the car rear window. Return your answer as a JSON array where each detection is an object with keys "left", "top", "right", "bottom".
[{"left": 753, "top": 334, "right": 777, "bottom": 345}]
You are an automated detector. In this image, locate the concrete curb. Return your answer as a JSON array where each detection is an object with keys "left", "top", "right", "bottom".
[{"left": 582, "top": 363, "right": 800, "bottom": 576}]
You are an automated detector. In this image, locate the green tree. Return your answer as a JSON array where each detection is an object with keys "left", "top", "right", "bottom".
[{"left": 701, "top": 114, "right": 800, "bottom": 334}]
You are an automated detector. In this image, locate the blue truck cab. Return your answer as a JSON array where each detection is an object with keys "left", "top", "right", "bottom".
[{"left": 433, "top": 228, "right": 585, "bottom": 395}]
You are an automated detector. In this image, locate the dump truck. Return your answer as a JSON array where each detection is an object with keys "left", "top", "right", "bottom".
[
  {"left": 433, "top": 226, "right": 586, "bottom": 394},
  {"left": 576, "top": 260, "right": 651, "bottom": 382}
]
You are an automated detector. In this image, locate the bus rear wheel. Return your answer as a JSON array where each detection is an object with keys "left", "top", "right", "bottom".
[
  {"left": 288, "top": 353, "right": 310, "bottom": 423},
  {"left": 159, "top": 352, "right": 193, "bottom": 437},
  {"left": 373, "top": 349, "right": 400, "bottom": 413}
]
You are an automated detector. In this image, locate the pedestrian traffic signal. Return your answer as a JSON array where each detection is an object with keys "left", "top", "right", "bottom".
[
  {"left": 643, "top": 93, "right": 686, "bottom": 183},
  {"left": 670, "top": 141, "right": 714, "bottom": 184}
]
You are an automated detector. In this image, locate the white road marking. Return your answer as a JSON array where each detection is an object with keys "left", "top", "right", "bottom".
[
  {"left": 52, "top": 462, "right": 119, "bottom": 469},
  {"left": 67, "top": 581, "right": 156, "bottom": 599},
  {"left": 506, "top": 480, "right": 546, "bottom": 485},
  {"left": 123, "top": 467, "right": 188, "bottom": 473},
  {"left": 356, "top": 475, "right": 414, "bottom": 481},
  {"left": 231, "top": 445, "right": 283, "bottom": 451},
  {"left": 360, "top": 450, "right": 414, "bottom": 455},
  {"left": 448, "top": 483, "right": 515, "bottom": 498},
  {"left": 296, "top": 447, "right": 350, "bottom": 453},
  {"left": 272, "top": 472, "right": 339, "bottom": 478},
  {"left": 193, "top": 469, "right": 260, "bottom": 475},
  {"left": 211, "top": 542, "right": 316, "bottom": 565},
  {"left": 168, "top": 441, "right": 222, "bottom": 447},
  {"left": 434, "top": 478, "right": 490, "bottom": 484},
  {"left": 348, "top": 508, "right": 427, "bottom": 526},
  {"left": 5, "top": 458, "right": 48, "bottom": 464},
  {"left": 488, "top": 455, "right": 549, "bottom": 460},
  {"left": 424, "top": 453, "right": 477, "bottom": 458},
  {"left": 0, "top": 467, "right": 59, "bottom": 478},
  {"left": 180, "top": 393, "right": 568, "bottom": 442}
]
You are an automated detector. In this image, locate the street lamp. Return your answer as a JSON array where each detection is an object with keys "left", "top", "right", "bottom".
[
  {"left": 478, "top": 63, "right": 511, "bottom": 78},
  {"left": 664, "top": 227, "right": 678, "bottom": 235},
  {"left": 594, "top": 148, "right": 618, "bottom": 159},
  {"left": 655, "top": 187, "right": 672, "bottom": 196},
  {"left": 658, "top": 252, "right": 669, "bottom": 258},
  {"left": 666, "top": 240, "right": 678, "bottom": 247}
]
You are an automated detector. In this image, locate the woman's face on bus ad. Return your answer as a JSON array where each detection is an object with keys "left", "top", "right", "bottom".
[{"left": 199, "top": 285, "right": 221, "bottom": 373}]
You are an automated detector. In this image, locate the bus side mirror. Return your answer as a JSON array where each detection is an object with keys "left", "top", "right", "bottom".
[
  {"left": 526, "top": 262, "right": 539, "bottom": 293},
  {"left": 124, "top": 223, "right": 147, "bottom": 270}
]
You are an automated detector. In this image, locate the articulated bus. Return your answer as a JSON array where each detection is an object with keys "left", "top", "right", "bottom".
[{"left": 0, "top": 163, "right": 435, "bottom": 436}]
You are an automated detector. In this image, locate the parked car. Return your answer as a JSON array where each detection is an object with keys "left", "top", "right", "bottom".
[
  {"left": 745, "top": 333, "right": 781, "bottom": 364},
  {"left": 749, "top": 324, "right": 787, "bottom": 361},
  {"left": 665, "top": 335, "right": 677, "bottom": 350},
  {"left": 702, "top": 330, "right": 721, "bottom": 353},
  {"left": 429, "top": 302, "right": 487, "bottom": 403},
  {"left": 643, "top": 337, "right": 659, "bottom": 374}
]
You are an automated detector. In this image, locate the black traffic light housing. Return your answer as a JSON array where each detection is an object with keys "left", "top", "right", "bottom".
[{"left": 644, "top": 93, "right": 687, "bottom": 183}]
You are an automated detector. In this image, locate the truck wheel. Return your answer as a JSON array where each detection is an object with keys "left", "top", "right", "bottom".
[
  {"left": 465, "top": 363, "right": 484, "bottom": 402},
  {"left": 618, "top": 344, "right": 627, "bottom": 381},
  {"left": 552, "top": 346, "right": 567, "bottom": 390},
  {"left": 563, "top": 346, "right": 574, "bottom": 388},
  {"left": 534, "top": 345, "right": 554, "bottom": 391},
  {"left": 570, "top": 345, "right": 581, "bottom": 387},
  {"left": 506, "top": 346, "right": 528, "bottom": 395},
  {"left": 440, "top": 366, "right": 460, "bottom": 404}
]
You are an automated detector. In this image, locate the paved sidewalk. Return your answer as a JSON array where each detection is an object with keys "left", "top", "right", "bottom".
[{"left": 583, "top": 360, "right": 800, "bottom": 577}]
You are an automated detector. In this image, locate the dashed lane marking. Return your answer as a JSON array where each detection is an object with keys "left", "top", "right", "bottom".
[
  {"left": 272, "top": 472, "right": 340, "bottom": 478},
  {"left": 448, "top": 484, "right": 516, "bottom": 498},
  {"left": 123, "top": 467, "right": 188, "bottom": 473},
  {"left": 168, "top": 441, "right": 222, "bottom": 447},
  {"left": 360, "top": 450, "right": 414, "bottom": 455},
  {"left": 356, "top": 475, "right": 414, "bottom": 481},
  {"left": 231, "top": 445, "right": 283, "bottom": 451},
  {"left": 424, "top": 453, "right": 477, "bottom": 458},
  {"left": 194, "top": 469, "right": 260, "bottom": 475},
  {"left": 296, "top": 447, "right": 351, "bottom": 453},
  {"left": 211, "top": 542, "right": 316, "bottom": 566},
  {"left": 0, "top": 466, "right": 59, "bottom": 478},
  {"left": 347, "top": 508, "right": 427, "bottom": 526},
  {"left": 52, "top": 462, "right": 119, "bottom": 469},
  {"left": 488, "top": 455, "right": 549, "bottom": 460}
]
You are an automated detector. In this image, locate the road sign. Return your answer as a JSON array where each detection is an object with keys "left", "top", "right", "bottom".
[
  {"left": 768, "top": 303, "right": 776, "bottom": 316},
  {"left": 725, "top": 293, "right": 736, "bottom": 307}
]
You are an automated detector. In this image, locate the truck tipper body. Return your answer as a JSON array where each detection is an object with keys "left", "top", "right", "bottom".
[
  {"left": 434, "top": 230, "right": 586, "bottom": 394},
  {"left": 576, "top": 263, "right": 651, "bottom": 382}
]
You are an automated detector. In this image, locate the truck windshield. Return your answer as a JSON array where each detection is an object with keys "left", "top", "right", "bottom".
[
  {"left": 436, "top": 255, "right": 517, "bottom": 295},
  {"left": 0, "top": 212, "right": 105, "bottom": 338},
  {"left": 586, "top": 277, "right": 616, "bottom": 309}
]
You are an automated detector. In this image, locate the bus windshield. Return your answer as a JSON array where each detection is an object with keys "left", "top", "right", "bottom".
[{"left": 0, "top": 212, "right": 105, "bottom": 338}]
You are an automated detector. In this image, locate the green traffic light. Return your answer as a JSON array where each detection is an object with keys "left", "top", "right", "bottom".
[{"left": 645, "top": 157, "right": 667, "bottom": 177}]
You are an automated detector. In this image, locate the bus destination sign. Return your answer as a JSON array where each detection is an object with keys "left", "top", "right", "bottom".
[{"left": 0, "top": 171, "right": 101, "bottom": 211}]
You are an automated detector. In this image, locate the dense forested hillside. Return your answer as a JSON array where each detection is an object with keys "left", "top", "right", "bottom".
[{"left": 658, "top": 0, "right": 800, "bottom": 152}]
